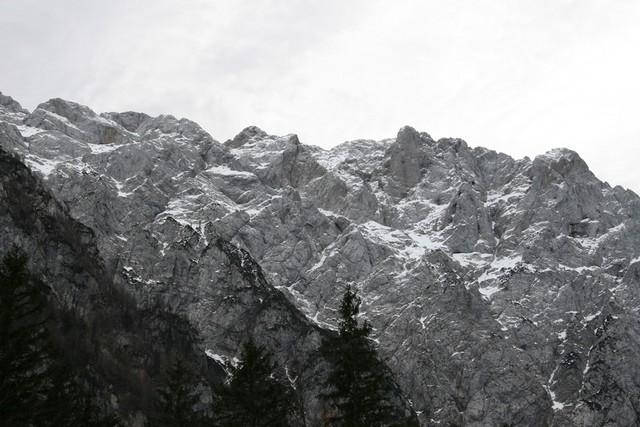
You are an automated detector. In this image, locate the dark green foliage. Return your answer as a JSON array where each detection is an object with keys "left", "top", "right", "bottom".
[
  {"left": 67, "top": 381, "right": 122, "bottom": 427},
  {"left": 43, "top": 360, "right": 121, "bottom": 427},
  {"left": 320, "top": 284, "right": 413, "bottom": 427},
  {"left": 149, "top": 358, "right": 206, "bottom": 427},
  {"left": 0, "top": 247, "right": 119, "bottom": 426},
  {"left": 213, "top": 337, "right": 297, "bottom": 426},
  {"left": 0, "top": 247, "right": 51, "bottom": 425}
]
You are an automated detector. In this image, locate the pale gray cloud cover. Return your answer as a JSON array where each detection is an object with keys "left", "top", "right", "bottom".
[{"left": 1, "top": 0, "right": 639, "bottom": 190}]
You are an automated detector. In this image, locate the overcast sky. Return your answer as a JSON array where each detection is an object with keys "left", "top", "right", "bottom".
[{"left": 1, "top": 1, "right": 639, "bottom": 191}]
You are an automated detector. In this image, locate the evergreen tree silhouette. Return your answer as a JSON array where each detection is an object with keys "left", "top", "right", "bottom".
[
  {"left": 213, "top": 337, "right": 297, "bottom": 426},
  {"left": 149, "top": 358, "right": 205, "bottom": 427},
  {"left": 320, "top": 284, "right": 415, "bottom": 427},
  {"left": 0, "top": 247, "right": 119, "bottom": 426}
]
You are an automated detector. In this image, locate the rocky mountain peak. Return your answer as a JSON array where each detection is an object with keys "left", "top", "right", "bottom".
[
  {"left": 0, "top": 91, "right": 27, "bottom": 114},
  {"left": 23, "top": 97, "right": 127, "bottom": 146},
  {"left": 528, "top": 148, "right": 598, "bottom": 202},
  {"left": 102, "top": 111, "right": 151, "bottom": 133},
  {"left": 383, "top": 126, "right": 435, "bottom": 195},
  {"left": 396, "top": 125, "right": 421, "bottom": 143},
  {"left": 36, "top": 97, "right": 99, "bottom": 124},
  {"left": 436, "top": 136, "right": 469, "bottom": 154},
  {"left": 0, "top": 91, "right": 29, "bottom": 125},
  {"left": 533, "top": 147, "right": 591, "bottom": 178},
  {"left": 225, "top": 125, "right": 268, "bottom": 148},
  {"left": 136, "top": 114, "right": 213, "bottom": 143}
]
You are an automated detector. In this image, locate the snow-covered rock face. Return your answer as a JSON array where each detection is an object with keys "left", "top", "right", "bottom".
[{"left": 3, "top": 91, "right": 640, "bottom": 426}]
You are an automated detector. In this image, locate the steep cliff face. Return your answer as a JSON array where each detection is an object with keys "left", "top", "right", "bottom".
[
  {"left": 0, "top": 94, "right": 416, "bottom": 425},
  {"left": 2, "top": 91, "right": 640, "bottom": 425},
  {"left": 0, "top": 141, "right": 208, "bottom": 424}
]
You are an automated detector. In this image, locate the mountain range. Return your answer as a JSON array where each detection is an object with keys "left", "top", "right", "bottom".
[{"left": 2, "top": 91, "right": 640, "bottom": 426}]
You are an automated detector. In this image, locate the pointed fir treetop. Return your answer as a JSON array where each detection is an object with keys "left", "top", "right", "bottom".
[
  {"left": 338, "top": 284, "right": 372, "bottom": 339},
  {"left": 320, "top": 284, "right": 418, "bottom": 427},
  {"left": 150, "top": 358, "right": 205, "bottom": 427},
  {"left": 213, "top": 336, "right": 298, "bottom": 426}
]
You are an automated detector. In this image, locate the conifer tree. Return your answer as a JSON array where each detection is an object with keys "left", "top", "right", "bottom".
[
  {"left": 149, "top": 358, "right": 205, "bottom": 427},
  {"left": 0, "top": 247, "right": 119, "bottom": 426},
  {"left": 0, "top": 247, "right": 51, "bottom": 425},
  {"left": 213, "top": 337, "right": 297, "bottom": 427},
  {"left": 320, "top": 284, "right": 414, "bottom": 427}
]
